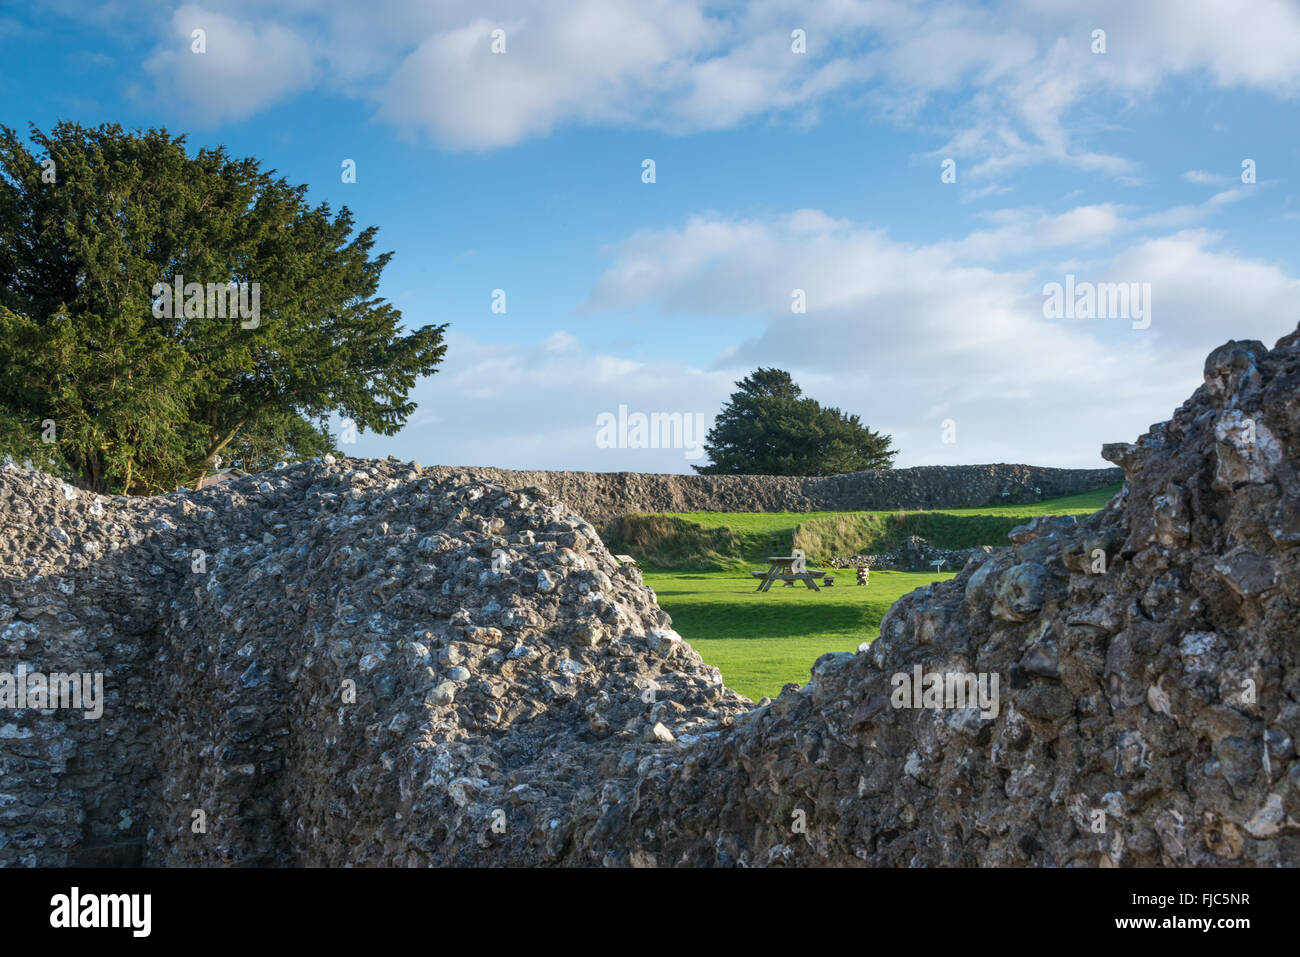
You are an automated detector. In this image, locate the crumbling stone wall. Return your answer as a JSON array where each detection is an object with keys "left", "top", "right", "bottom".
[
  {"left": 1, "top": 328, "right": 1296, "bottom": 868},
  {"left": 0, "top": 477, "right": 188, "bottom": 865},
  {"left": 423, "top": 464, "right": 1123, "bottom": 521},
  {"left": 562, "top": 333, "right": 1300, "bottom": 866},
  {"left": 0, "top": 460, "right": 749, "bottom": 866}
]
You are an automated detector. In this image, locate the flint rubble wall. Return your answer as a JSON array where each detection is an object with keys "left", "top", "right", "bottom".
[
  {"left": 1, "top": 331, "right": 1296, "bottom": 867},
  {"left": 421, "top": 464, "right": 1124, "bottom": 521}
]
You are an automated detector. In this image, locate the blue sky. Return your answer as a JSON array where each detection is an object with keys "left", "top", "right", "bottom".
[{"left": 3, "top": 0, "right": 1299, "bottom": 472}]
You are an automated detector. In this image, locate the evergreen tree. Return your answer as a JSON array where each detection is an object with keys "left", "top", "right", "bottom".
[
  {"left": 694, "top": 368, "right": 896, "bottom": 475},
  {"left": 0, "top": 122, "right": 447, "bottom": 493}
]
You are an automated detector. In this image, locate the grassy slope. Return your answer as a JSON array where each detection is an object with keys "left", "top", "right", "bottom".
[
  {"left": 668, "top": 482, "right": 1118, "bottom": 533},
  {"left": 932, "top": 483, "right": 1121, "bottom": 516},
  {"left": 605, "top": 482, "right": 1120, "bottom": 568},
  {"left": 622, "top": 482, "right": 1120, "bottom": 701}
]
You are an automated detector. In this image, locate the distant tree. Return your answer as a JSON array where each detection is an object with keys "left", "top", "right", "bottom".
[
  {"left": 693, "top": 368, "right": 897, "bottom": 475},
  {"left": 0, "top": 121, "right": 447, "bottom": 493}
]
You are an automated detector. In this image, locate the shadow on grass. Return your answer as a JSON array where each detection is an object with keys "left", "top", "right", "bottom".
[{"left": 658, "top": 600, "right": 880, "bottom": 640}]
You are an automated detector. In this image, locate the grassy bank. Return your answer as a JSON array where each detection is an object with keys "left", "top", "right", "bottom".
[{"left": 602, "top": 482, "right": 1120, "bottom": 568}]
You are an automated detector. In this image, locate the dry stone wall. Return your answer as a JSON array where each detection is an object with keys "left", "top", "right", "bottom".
[
  {"left": 1, "top": 328, "right": 1297, "bottom": 867},
  {"left": 422, "top": 464, "right": 1123, "bottom": 521}
]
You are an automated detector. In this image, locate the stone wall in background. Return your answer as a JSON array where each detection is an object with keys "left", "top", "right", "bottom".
[{"left": 422, "top": 463, "right": 1124, "bottom": 521}]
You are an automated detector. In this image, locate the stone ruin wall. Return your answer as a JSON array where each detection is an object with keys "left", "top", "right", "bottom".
[
  {"left": 422, "top": 464, "right": 1124, "bottom": 521},
  {"left": 1, "top": 328, "right": 1297, "bottom": 868}
]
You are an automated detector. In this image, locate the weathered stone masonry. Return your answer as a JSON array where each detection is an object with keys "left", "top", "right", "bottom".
[
  {"left": 1, "top": 328, "right": 1296, "bottom": 867},
  {"left": 422, "top": 464, "right": 1123, "bottom": 521}
]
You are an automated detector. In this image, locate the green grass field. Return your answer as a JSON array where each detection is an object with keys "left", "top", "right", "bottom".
[
  {"left": 613, "top": 482, "right": 1120, "bottom": 701},
  {"left": 669, "top": 482, "right": 1118, "bottom": 531},
  {"left": 643, "top": 568, "right": 953, "bottom": 701},
  {"left": 933, "top": 484, "right": 1119, "bottom": 517}
]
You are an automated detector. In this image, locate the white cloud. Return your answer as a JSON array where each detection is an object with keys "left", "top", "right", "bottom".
[
  {"left": 134, "top": 0, "right": 1300, "bottom": 171},
  {"left": 1112, "top": 229, "right": 1300, "bottom": 347},
  {"left": 1136, "top": 188, "right": 1251, "bottom": 229},
  {"left": 142, "top": 4, "right": 315, "bottom": 123},
  {"left": 940, "top": 189, "right": 1256, "bottom": 260},
  {"left": 568, "top": 209, "right": 1300, "bottom": 469},
  {"left": 370, "top": 1, "right": 871, "bottom": 149},
  {"left": 960, "top": 182, "right": 1015, "bottom": 203},
  {"left": 352, "top": 208, "right": 1298, "bottom": 473},
  {"left": 352, "top": 329, "right": 731, "bottom": 472},
  {"left": 943, "top": 204, "right": 1129, "bottom": 260}
]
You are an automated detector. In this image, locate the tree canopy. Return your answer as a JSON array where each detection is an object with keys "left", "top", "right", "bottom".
[
  {"left": 693, "top": 368, "right": 897, "bottom": 475},
  {"left": 0, "top": 121, "right": 447, "bottom": 493}
]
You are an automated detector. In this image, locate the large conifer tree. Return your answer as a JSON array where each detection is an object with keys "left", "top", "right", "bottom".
[
  {"left": 694, "top": 368, "right": 896, "bottom": 475},
  {"left": 0, "top": 122, "right": 447, "bottom": 493}
]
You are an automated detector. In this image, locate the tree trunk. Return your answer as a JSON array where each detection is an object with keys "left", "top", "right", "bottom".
[{"left": 193, "top": 420, "right": 245, "bottom": 490}]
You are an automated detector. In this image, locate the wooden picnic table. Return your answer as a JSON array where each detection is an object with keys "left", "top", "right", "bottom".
[{"left": 751, "top": 555, "right": 825, "bottom": 592}]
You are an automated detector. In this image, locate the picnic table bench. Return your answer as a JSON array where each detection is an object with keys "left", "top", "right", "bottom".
[{"left": 752, "top": 555, "right": 825, "bottom": 592}]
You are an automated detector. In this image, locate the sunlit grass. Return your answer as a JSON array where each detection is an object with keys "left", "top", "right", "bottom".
[
  {"left": 643, "top": 568, "right": 954, "bottom": 702},
  {"left": 630, "top": 483, "right": 1119, "bottom": 701}
]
